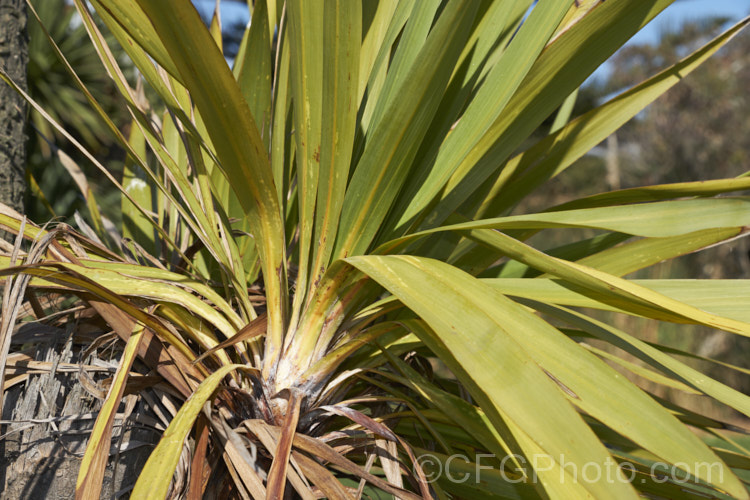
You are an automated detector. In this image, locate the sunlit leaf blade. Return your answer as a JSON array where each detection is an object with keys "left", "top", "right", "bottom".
[
  {"left": 392, "top": 0, "right": 572, "bottom": 230},
  {"left": 0, "top": 257, "right": 237, "bottom": 344},
  {"left": 358, "top": 0, "right": 439, "bottom": 139},
  {"left": 287, "top": 0, "right": 323, "bottom": 322},
  {"left": 234, "top": 0, "right": 272, "bottom": 149},
  {"left": 533, "top": 302, "right": 750, "bottom": 420},
  {"left": 357, "top": 0, "right": 399, "bottom": 106},
  {"left": 208, "top": 0, "right": 222, "bottom": 53},
  {"left": 85, "top": 0, "right": 185, "bottom": 116},
  {"left": 491, "top": 278, "right": 750, "bottom": 325},
  {"left": 478, "top": 232, "right": 630, "bottom": 278},
  {"left": 427, "top": 0, "right": 674, "bottom": 228},
  {"left": 474, "top": 17, "right": 750, "bottom": 218},
  {"left": 573, "top": 228, "right": 745, "bottom": 277},
  {"left": 334, "top": 0, "right": 480, "bottom": 259},
  {"left": 131, "top": 364, "right": 255, "bottom": 499},
  {"left": 347, "top": 255, "right": 639, "bottom": 499},
  {"left": 0, "top": 262, "right": 199, "bottom": 364},
  {"left": 87, "top": 0, "right": 179, "bottom": 78},
  {"left": 549, "top": 88, "right": 578, "bottom": 134},
  {"left": 553, "top": 177, "right": 750, "bottom": 211},
  {"left": 194, "top": 314, "right": 267, "bottom": 365},
  {"left": 311, "top": 0, "right": 361, "bottom": 287},
  {"left": 131, "top": 0, "right": 288, "bottom": 365},
  {"left": 582, "top": 343, "right": 701, "bottom": 394},
  {"left": 270, "top": 23, "right": 294, "bottom": 212},
  {"left": 380, "top": 198, "right": 750, "bottom": 278},
  {"left": 442, "top": 198, "right": 750, "bottom": 238},
  {"left": 460, "top": 228, "right": 750, "bottom": 335},
  {"left": 76, "top": 325, "right": 144, "bottom": 500}
]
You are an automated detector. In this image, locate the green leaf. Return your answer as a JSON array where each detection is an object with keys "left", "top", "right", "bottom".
[
  {"left": 456, "top": 228, "right": 750, "bottom": 336},
  {"left": 287, "top": 0, "right": 324, "bottom": 322},
  {"left": 574, "top": 228, "right": 745, "bottom": 277},
  {"left": 490, "top": 278, "right": 750, "bottom": 325},
  {"left": 234, "top": 0, "right": 273, "bottom": 150},
  {"left": 310, "top": 0, "right": 361, "bottom": 286},
  {"left": 425, "top": 0, "right": 674, "bottom": 228},
  {"left": 474, "top": 16, "right": 750, "bottom": 218},
  {"left": 334, "top": 0, "right": 480, "bottom": 259},
  {"left": 357, "top": 0, "right": 400, "bottom": 106},
  {"left": 534, "top": 302, "right": 750, "bottom": 424},
  {"left": 347, "top": 255, "right": 639, "bottom": 499},
  {"left": 131, "top": 364, "right": 256, "bottom": 500},
  {"left": 442, "top": 198, "right": 750, "bottom": 238},
  {"left": 77, "top": 325, "right": 144, "bottom": 500},
  {"left": 553, "top": 177, "right": 750, "bottom": 211},
  {"left": 392, "top": 0, "right": 573, "bottom": 230},
  {"left": 131, "top": 0, "right": 288, "bottom": 364}
]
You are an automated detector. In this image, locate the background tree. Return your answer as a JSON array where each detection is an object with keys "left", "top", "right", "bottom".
[
  {"left": 608, "top": 18, "right": 750, "bottom": 415},
  {"left": 603, "top": 16, "right": 748, "bottom": 186},
  {"left": 531, "top": 18, "right": 750, "bottom": 421}
]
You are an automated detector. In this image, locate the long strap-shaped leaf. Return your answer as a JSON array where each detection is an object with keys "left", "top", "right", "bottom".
[
  {"left": 126, "top": 1, "right": 288, "bottom": 369},
  {"left": 553, "top": 176, "right": 750, "bottom": 211},
  {"left": 391, "top": 0, "right": 572, "bottom": 231},
  {"left": 131, "top": 364, "right": 257, "bottom": 499},
  {"left": 535, "top": 301, "right": 750, "bottom": 423},
  {"left": 405, "top": 292, "right": 745, "bottom": 495},
  {"left": 333, "top": 0, "right": 480, "bottom": 260},
  {"left": 72, "top": 0, "right": 256, "bottom": 315},
  {"left": 76, "top": 325, "right": 144, "bottom": 500},
  {"left": 233, "top": 0, "right": 272, "bottom": 150},
  {"left": 473, "top": 16, "right": 750, "bottom": 218},
  {"left": 347, "top": 255, "right": 640, "bottom": 499},
  {"left": 426, "top": 0, "right": 674, "bottom": 229},
  {"left": 385, "top": 279, "right": 748, "bottom": 498},
  {"left": 571, "top": 227, "right": 745, "bottom": 277},
  {"left": 310, "top": 0, "right": 361, "bottom": 294},
  {"left": 286, "top": 0, "right": 323, "bottom": 326},
  {"left": 491, "top": 278, "right": 750, "bottom": 325},
  {"left": 430, "top": 198, "right": 750, "bottom": 238},
  {"left": 358, "top": 0, "right": 440, "bottom": 141},
  {"left": 461, "top": 228, "right": 750, "bottom": 336},
  {"left": 356, "top": 0, "right": 400, "bottom": 107},
  {"left": 378, "top": 0, "right": 531, "bottom": 238}
]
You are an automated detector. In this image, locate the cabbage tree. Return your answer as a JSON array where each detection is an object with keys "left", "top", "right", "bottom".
[{"left": 2, "top": 0, "right": 750, "bottom": 498}]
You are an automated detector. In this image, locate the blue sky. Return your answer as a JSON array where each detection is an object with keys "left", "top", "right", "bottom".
[
  {"left": 633, "top": 0, "right": 750, "bottom": 45},
  {"left": 195, "top": 1, "right": 750, "bottom": 47},
  {"left": 194, "top": 0, "right": 750, "bottom": 82},
  {"left": 195, "top": 0, "right": 750, "bottom": 43},
  {"left": 584, "top": 0, "right": 750, "bottom": 83}
]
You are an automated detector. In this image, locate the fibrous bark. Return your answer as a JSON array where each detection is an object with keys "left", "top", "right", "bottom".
[
  {"left": 0, "top": 0, "right": 28, "bottom": 217},
  {"left": 0, "top": 324, "right": 155, "bottom": 499}
]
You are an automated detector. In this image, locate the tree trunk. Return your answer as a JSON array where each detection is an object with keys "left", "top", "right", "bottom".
[
  {"left": 0, "top": 324, "right": 156, "bottom": 499},
  {"left": 0, "top": 0, "right": 28, "bottom": 218}
]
